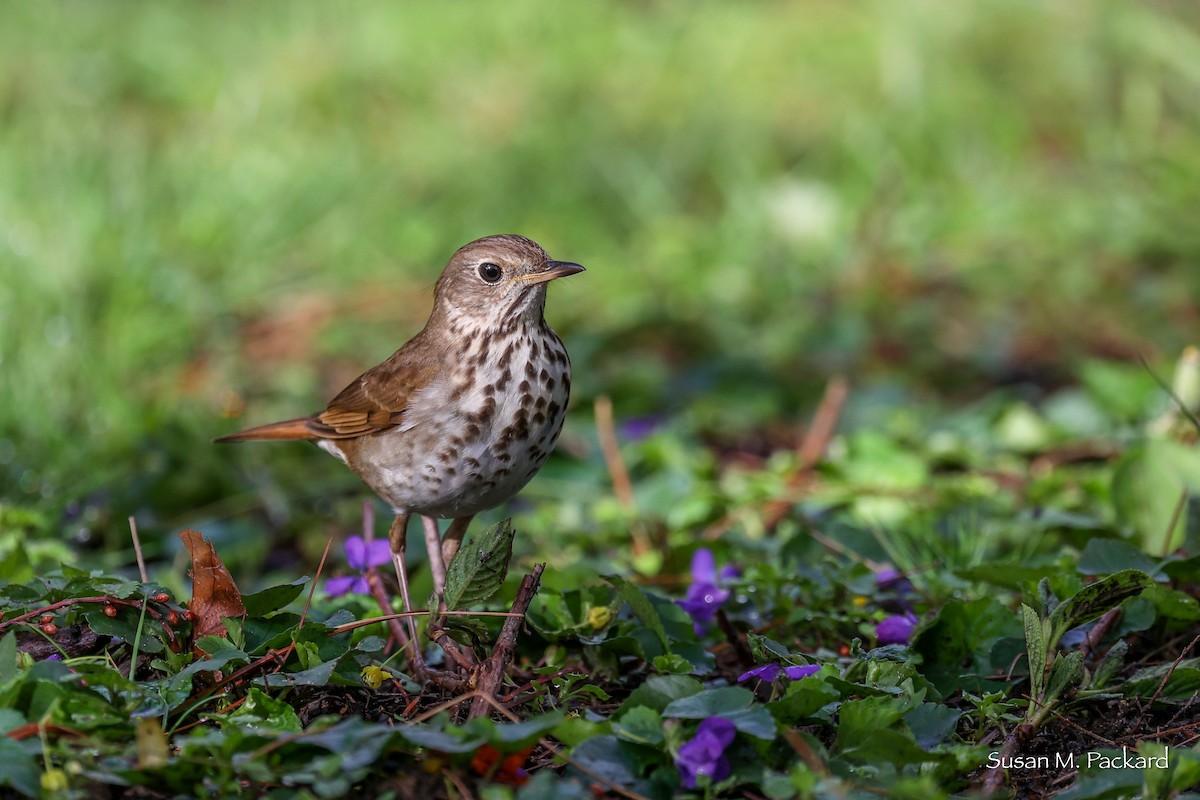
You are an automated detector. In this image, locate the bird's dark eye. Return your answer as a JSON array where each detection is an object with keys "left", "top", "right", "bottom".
[{"left": 478, "top": 262, "right": 503, "bottom": 283}]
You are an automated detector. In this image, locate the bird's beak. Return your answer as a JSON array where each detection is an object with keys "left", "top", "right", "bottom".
[{"left": 517, "top": 260, "right": 586, "bottom": 285}]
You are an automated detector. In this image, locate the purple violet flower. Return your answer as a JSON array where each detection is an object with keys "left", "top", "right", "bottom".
[
  {"left": 325, "top": 535, "right": 392, "bottom": 597},
  {"left": 874, "top": 566, "right": 914, "bottom": 597},
  {"left": 737, "top": 663, "right": 820, "bottom": 683},
  {"left": 876, "top": 611, "right": 919, "bottom": 645},
  {"left": 676, "top": 716, "right": 737, "bottom": 789},
  {"left": 618, "top": 415, "right": 663, "bottom": 441},
  {"left": 676, "top": 549, "right": 732, "bottom": 635}
]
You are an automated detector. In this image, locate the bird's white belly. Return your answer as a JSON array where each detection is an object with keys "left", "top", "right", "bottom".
[{"left": 321, "top": 329, "right": 569, "bottom": 519}]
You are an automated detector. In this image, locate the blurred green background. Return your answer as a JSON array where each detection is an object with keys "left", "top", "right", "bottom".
[{"left": 2, "top": 1, "right": 1198, "bottom": 579}]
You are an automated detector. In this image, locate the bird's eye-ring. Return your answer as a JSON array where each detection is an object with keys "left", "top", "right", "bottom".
[{"left": 478, "top": 262, "right": 503, "bottom": 283}]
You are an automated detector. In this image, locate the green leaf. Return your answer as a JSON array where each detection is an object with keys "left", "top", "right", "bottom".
[
  {"left": 1078, "top": 539, "right": 1161, "bottom": 578},
  {"left": 0, "top": 710, "right": 24, "bottom": 735},
  {"left": 838, "top": 727, "right": 939, "bottom": 768},
  {"left": 242, "top": 578, "right": 309, "bottom": 617},
  {"left": 260, "top": 658, "right": 339, "bottom": 687},
  {"left": 746, "top": 633, "right": 791, "bottom": 663},
  {"left": 1111, "top": 440, "right": 1200, "bottom": 554},
  {"left": 0, "top": 633, "right": 16, "bottom": 687},
  {"left": 904, "top": 703, "right": 962, "bottom": 750},
  {"left": 769, "top": 675, "right": 839, "bottom": 725},
  {"left": 1048, "top": 570, "right": 1155, "bottom": 644},
  {"left": 1080, "top": 359, "right": 1160, "bottom": 422},
  {"left": 1092, "top": 641, "right": 1129, "bottom": 689},
  {"left": 230, "top": 687, "right": 302, "bottom": 732},
  {"left": 652, "top": 654, "right": 693, "bottom": 675},
  {"left": 397, "top": 720, "right": 488, "bottom": 754},
  {"left": 85, "top": 608, "right": 166, "bottom": 654},
  {"left": 1022, "top": 604, "right": 1048, "bottom": 699},
  {"left": 955, "top": 563, "right": 1059, "bottom": 589},
  {"left": 519, "top": 771, "right": 592, "bottom": 800},
  {"left": 1143, "top": 583, "right": 1200, "bottom": 621},
  {"left": 0, "top": 545, "right": 32, "bottom": 583},
  {"left": 619, "top": 675, "right": 702, "bottom": 715},
  {"left": 1121, "top": 659, "right": 1200, "bottom": 703},
  {"left": 0, "top": 737, "right": 39, "bottom": 798},
  {"left": 914, "top": 597, "right": 1023, "bottom": 695},
  {"left": 472, "top": 711, "right": 564, "bottom": 748},
  {"left": 1044, "top": 651, "right": 1084, "bottom": 705},
  {"left": 567, "top": 736, "right": 654, "bottom": 796},
  {"left": 603, "top": 575, "right": 668, "bottom": 651},
  {"left": 662, "top": 686, "right": 777, "bottom": 739},
  {"left": 612, "top": 706, "right": 664, "bottom": 746},
  {"left": 837, "top": 693, "right": 922, "bottom": 745},
  {"left": 1056, "top": 756, "right": 1143, "bottom": 799},
  {"left": 438, "top": 615, "right": 491, "bottom": 649},
  {"left": 442, "top": 519, "right": 515, "bottom": 611}
]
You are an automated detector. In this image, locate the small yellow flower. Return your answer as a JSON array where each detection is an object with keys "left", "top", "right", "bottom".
[
  {"left": 361, "top": 665, "right": 386, "bottom": 689},
  {"left": 41, "top": 769, "right": 69, "bottom": 793},
  {"left": 587, "top": 606, "right": 613, "bottom": 630},
  {"left": 852, "top": 595, "right": 869, "bottom": 608}
]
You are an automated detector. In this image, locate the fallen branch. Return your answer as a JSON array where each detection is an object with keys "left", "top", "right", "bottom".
[{"left": 469, "top": 563, "right": 545, "bottom": 718}]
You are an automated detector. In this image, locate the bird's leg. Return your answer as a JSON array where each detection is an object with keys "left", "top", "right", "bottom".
[
  {"left": 441, "top": 515, "right": 474, "bottom": 567},
  {"left": 421, "top": 515, "right": 449, "bottom": 610},
  {"left": 387, "top": 512, "right": 424, "bottom": 671},
  {"left": 417, "top": 515, "right": 479, "bottom": 675}
]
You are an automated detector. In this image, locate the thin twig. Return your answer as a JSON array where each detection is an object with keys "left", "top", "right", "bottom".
[
  {"left": 0, "top": 595, "right": 176, "bottom": 644},
  {"left": 782, "top": 729, "right": 830, "bottom": 777},
  {"left": 703, "top": 376, "right": 849, "bottom": 540},
  {"left": 594, "top": 395, "right": 635, "bottom": 507},
  {"left": 797, "top": 376, "right": 850, "bottom": 470},
  {"left": 297, "top": 538, "right": 332, "bottom": 631},
  {"left": 1141, "top": 351, "right": 1200, "bottom": 435},
  {"left": 329, "top": 610, "right": 522, "bottom": 636},
  {"left": 1046, "top": 706, "right": 1118, "bottom": 747},
  {"left": 980, "top": 720, "right": 1035, "bottom": 795},
  {"left": 128, "top": 516, "right": 149, "bottom": 584},
  {"left": 366, "top": 567, "right": 411, "bottom": 654},
  {"left": 594, "top": 396, "right": 651, "bottom": 558},
  {"left": 761, "top": 375, "right": 849, "bottom": 530},
  {"left": 1146, "top": 633, "right": 1200, "bottom": 712},
  {"left": 446, "top": 771, "right": 476, "bottom": 800},
  {"left": 1162, "top": 489, "right": 1188, "bottom": 556},
  {"left": 469, "top": 563, "right": 545, "bottom": 718},
  {"left": 807, "top": 526, "right": 887, "bottom": 572}
]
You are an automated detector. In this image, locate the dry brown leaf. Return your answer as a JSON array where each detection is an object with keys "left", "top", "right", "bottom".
[{"left": 179, "top": 529, "right": 246, "bottom": 645}]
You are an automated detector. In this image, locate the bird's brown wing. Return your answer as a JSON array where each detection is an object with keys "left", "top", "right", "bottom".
[
  {"left": 306, "top": 338, "right": 441, "bottom": 440},
  {"left": 216, "top": 333, "right": 440, "bottom": 443}
]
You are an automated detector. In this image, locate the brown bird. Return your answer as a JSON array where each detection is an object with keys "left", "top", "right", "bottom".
[{"left": 217, "top": 234, "right": 583, "bottom": 636}]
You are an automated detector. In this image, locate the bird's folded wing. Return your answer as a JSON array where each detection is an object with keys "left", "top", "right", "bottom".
[{"left": 308, "top": 357, "right": 437, "bottom": 439}]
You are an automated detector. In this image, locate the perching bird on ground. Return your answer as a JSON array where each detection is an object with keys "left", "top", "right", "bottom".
[{"left": 216, "top": 234, "right": 583, "bottom": 669}]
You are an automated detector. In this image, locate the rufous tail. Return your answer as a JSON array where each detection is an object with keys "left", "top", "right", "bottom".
[{"left": 213, "top": 417, "right": 317, "bottom": 443}]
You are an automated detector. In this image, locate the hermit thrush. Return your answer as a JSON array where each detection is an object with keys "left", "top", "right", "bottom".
[{"left": 216, "top": 234, "right": 583, "bottom": 622}]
